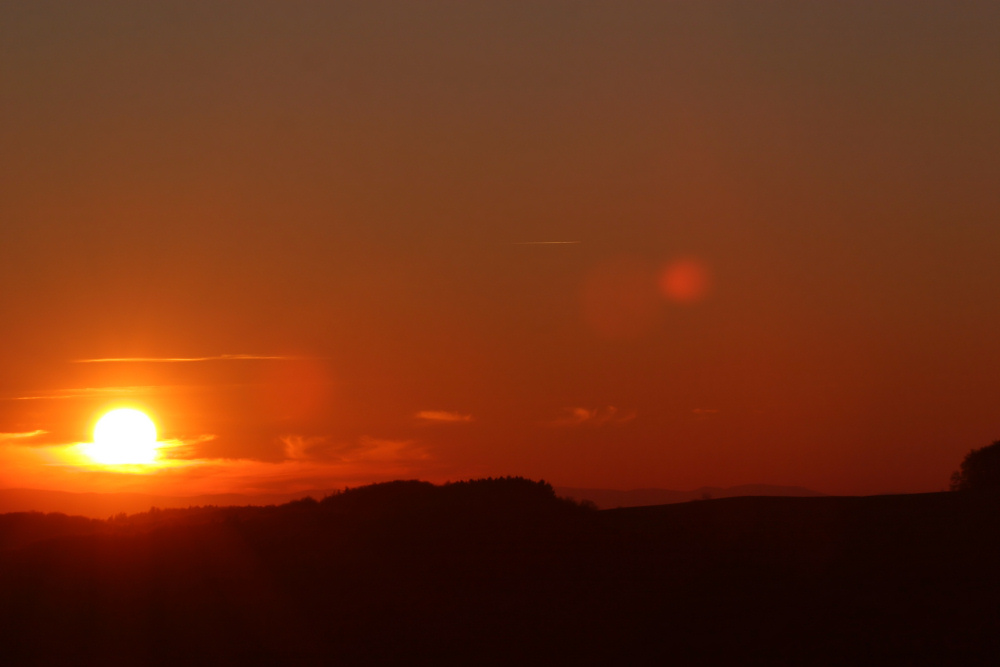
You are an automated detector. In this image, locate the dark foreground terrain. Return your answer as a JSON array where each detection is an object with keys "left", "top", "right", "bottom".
[{"left": 2, "top": 478, "right": 999, "bottom": 666}]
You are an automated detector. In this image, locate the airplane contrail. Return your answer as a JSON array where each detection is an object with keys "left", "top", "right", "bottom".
[{"left": 510, "top": 241, "right": 582, "bottom": 245}]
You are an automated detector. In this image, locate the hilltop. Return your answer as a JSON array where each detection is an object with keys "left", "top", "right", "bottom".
[
  {"left": 555, "top": 483, "right": 824, "bottom": 508},
  {"left": 0, "top": 482, "right": 824, "bottom": 518}
]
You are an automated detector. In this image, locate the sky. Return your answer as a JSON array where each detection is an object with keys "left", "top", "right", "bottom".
[{"left": 2, "top": 1, "right": 999, "bottom": 497}]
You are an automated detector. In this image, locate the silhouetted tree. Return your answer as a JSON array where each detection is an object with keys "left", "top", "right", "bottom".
[{"left": 950, "top": 440, "right": 1000, "bottom": 491}]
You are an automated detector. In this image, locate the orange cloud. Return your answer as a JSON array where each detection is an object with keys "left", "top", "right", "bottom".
[
  {"left": 510, "top": 241, "right": 582, "bottom": 245},
  {"left": 73, "top": 354, "right": 302, "bottom": 363},
  {"left": 165, "top": 436, "right": 432, "bottom": 495},
  {"left": 281, "top": 434, "right": 327, "bottom": 461},
  {"left": 551, "top": 406, "right": 637, "bottom": 427},
  {"left": 0, "top": 430, "right": 47, "bottom": 441},
  {"left": 349, "top": 436, "right": 429, "bottom": 463},
  {"left": 0, "top": 431, "right": 433, "bottom": 498},
  {"left": 416, "top": 410, "right": 474, "bottom": 424},
  {"left": 4, "top": 386, "right": 167, "bottom": 401}
]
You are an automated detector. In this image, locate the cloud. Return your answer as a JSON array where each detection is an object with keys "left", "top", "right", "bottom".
[
  {"left": 280, "top": 434, "right": 328, "bottom": 461},
  {"left": 350, "top": 436, "right": 429, "bottom": 463},
  {"left": 157, "top": 434, "right": 217, "bottom": 461},
  {"left": 73, "top": 354, "right": 302, "bottom": 363},
  {"left": 415, "top": 410, "right": 474, "bottom": 424},
  {"left": 0, "top": 433, "right": 432, "bottom": 497},
  {"left": 299, "top": 435, "right": 430, "bottom": 465},
  {"left": 3, "top": 386, "right": 167, "bottom": 401},
  {"left": 0, "top": 430, "right": 47, "bottom": 442},
  {"left": 169, "top": 435, "right": 432, "bottom": 495},
  {"left": 551, "top": 406, "right": 636, "bottom": 427}
]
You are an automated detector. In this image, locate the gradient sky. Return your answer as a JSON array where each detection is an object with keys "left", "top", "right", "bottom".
[{"left": 2, "top": 1, "right": 999, "bottom": 496}]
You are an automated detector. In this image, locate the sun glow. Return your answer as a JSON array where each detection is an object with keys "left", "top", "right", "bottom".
[{"left": 84, "top": 408, "right": 160, "bottom": 465}]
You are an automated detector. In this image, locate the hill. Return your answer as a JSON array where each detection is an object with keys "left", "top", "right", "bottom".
[
  {"left": 1, "top": 478, "right": 999, "bottom": 665},
  {"left": 0, "top": 483, "right": 823, "bottom": 518},
  {"left": 0, "top": 487, "right": 332, "bottom": 518},
  {"left": 555, "top": 483, "right": 824, "bottom": 508}
]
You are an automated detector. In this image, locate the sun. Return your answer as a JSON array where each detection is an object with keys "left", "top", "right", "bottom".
[{"left": 84, "top": 408, "right": 160, "bottom": 465}]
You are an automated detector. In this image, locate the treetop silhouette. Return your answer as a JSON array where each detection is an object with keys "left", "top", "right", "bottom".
[{"left": 950, "top": 440, "right": 1000, "bottom": 491}]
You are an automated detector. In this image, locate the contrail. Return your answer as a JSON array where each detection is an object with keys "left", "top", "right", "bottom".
[
  {"left": 510, "top": 241, "right": 582, "bottom": 245},
  {"left": 74, "top": 354, "right": 298, "bottom": 363}
]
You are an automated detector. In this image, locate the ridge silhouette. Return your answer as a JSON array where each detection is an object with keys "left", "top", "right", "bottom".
[{"left": 2, "top": 478, "right": 1000, "bottom": 665}]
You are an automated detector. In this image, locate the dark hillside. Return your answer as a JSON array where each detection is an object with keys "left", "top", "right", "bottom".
[
  {"left": 1, "top": 480, "right": 999, "bottom": 665},
  {"left": 556, "top": 483, "right": 824, "bottom": 508}
]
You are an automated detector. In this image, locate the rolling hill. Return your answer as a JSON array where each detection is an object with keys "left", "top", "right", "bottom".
[{"left": 1, "top": 478, "right": 998, "bottom": 665}]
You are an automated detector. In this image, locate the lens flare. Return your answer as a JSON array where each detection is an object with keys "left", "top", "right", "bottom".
[
  {"left": 660, "top": 259, "right": 710, "bottom": 303},
  {"left": 85, "top": 408, "right": 159, "bottom": 465}
]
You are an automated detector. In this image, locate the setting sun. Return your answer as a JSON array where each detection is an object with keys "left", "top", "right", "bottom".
[{"left": 84, "top": 409, "right": 159, "bottom": 465}]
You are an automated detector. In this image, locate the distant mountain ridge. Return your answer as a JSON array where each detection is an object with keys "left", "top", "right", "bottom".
[{"left": 555, "top": 484, "right": 824, "bottom": 509}]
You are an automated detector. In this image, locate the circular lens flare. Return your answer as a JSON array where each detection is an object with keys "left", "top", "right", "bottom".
[
  {"left": 86, "top": 408, "right": 159, "bottom": 465},
  {"left": 660, "top": 259, "right": 710, "bottom": 303}
]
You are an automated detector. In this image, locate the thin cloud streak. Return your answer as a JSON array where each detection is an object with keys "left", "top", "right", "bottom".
[
  {"left": 282, "top": 434, "right": 430, "bottom": 465},
  {"left": 74, "top": 354, "right": 303, "bottom": 363},
  {"left": 509, "top": 241, "right": 581, "bottom": 245},
  {"left": 551, "top": 406, "right": 637, "bottom": 427},
  {"left": 0, "top": 430, "right": 47, "bottom": 442},
  {"left": 4, "top": 386, "right": 166, "bottom": 401},
  {"left": 350, "top": 436, "right": 430, "bottom": 463},
  {"left": 416, "top": 410, "right": 474, "bottom": 423},
  {"left": 0, "top": 433, "right": 432, "bottom": 496},
  {"left": 281, "top": 435, "right": 328, "bottom": 462}
]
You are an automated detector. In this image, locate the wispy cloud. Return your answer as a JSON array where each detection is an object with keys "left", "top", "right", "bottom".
[
  {"left": 551, "top": 406, "right": 636, "bottom": 427},
  {"left": 0, "top": 433, "right": 430, "bottom": 497},
  {"left": 351, "top": 436, "right": 430, "bottom": 463},
  {"left": 415, "top": 410, "right": 474, "bottom": 424},
  {"left": 73, "top": 354, "right": 301, "bottom": 363},
  {"left": 4, "top": 386, "right": 165, "bottom": 401},
  {"left": 282, "top": 434, "right": 431, "bottom": 465},
  {"left": 173, "top": 437, "right": 432, "bottom": 495},
  {"left": 509, "top": 241, "right": 581, "bottom": 245},
  {"left": 0, "top": 430, "right": 47, "bottom": 442},
  {"left": 156, "top": 434, "right": 217, "bottom": 461},
  {"left": 281, "top": 434, "right": 328, "bottom": 461}
]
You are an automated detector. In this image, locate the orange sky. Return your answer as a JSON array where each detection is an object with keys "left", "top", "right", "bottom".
[{"left": 2, "top": 1, "right": 999, "bottom": 497}]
